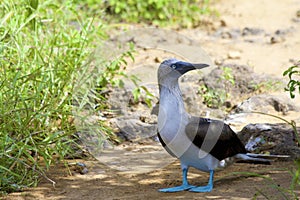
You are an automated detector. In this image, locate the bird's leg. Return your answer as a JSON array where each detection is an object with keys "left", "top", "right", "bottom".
[
  {"left": 159, "top": 167, "right": 195, "bottom": 192},
  {"left": 188, "top": 170, "right": 214, "bottom": 192}
]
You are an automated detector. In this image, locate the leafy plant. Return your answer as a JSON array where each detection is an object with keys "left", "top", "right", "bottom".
[
  {"left": 131, "top": 78, "right": 155, "bottom": 107},
  {"left": 0, "top": 0, "right": 126, "bottom": 194},
  {"left": 199, "top": 85, "right": 225, "bottom": 108},
  {"left": 281, "top": 62, "right": 300, "bottom": 198},
  {"left": 97, "top": 42, "right": 136, "bottom": 91},
  {"left": 283, "top": 62, "right": 300, "bottom": 99},
  {"left": 250, "top": 79, "right": 283, "bottom": 93},
  {"left": 103, "top": 0, "right": 213, "bottom": 27},
  {"left": 199, "top": 66, "right": 235, "bottom": 109}
]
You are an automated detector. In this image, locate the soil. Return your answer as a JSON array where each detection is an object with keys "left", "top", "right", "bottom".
[
  {"left": 4, "top": 160, "right": 300, "bottom": 200},
  {"left": 3, "top": 0, "right": 300, "bottom": 199}
]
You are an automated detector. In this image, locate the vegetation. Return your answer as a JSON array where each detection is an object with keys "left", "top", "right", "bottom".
[
  {"left": 282, "top": 61, "right": 300, "bottom": 199},
  {"left": 0, "top": 0, "right": 104, "bottom": 193},
  {"left": 103, "top": 0, "right": 213, "bottom": 27},
  {"left": 199, "top": 66, "right": 235, "bottom": 109},
  {"left": 283, "top": 61, "right": 300, "bottom": 99}
]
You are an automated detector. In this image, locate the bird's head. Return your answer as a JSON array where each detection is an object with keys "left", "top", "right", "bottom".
[{"left": 158, "top": 58, "right": 209, "bottom": 83}]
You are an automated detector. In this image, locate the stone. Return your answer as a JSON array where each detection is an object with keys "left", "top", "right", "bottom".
[
  {"left": 113, "top": 117, "right": 157, "bottom": 141},
  {"left": 238, "top": 123, "right": 300, "bottom": 160},
  {"left": 270, "top": 36, "right": 284, "bottom": 44},
  {"left": 202, "top": 64, "right": 281, "bottom": 98},
  {"left": 227, "top": 51, "right": 241, "bottom": 59},
  {"left": 234, "top": 94, "right": 299, "bottom": 115},
  {"left": 242, "top": 27, "right": 265, "bottom": 36}
]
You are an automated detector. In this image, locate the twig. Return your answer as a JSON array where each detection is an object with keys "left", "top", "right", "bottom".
[{"left": 5, "top": 154, "right": 56, "bottom": 188}]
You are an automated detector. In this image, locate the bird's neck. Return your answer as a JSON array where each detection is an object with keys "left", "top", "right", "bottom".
[
  {"left": 158, "top": 82, "right": 189, "bottom": 132},
  {"left": 158, "top": 83, "right": 187, "bottom": 115},
  {"left": 157, "top": 82, "right": 190, "bottom": 149}
]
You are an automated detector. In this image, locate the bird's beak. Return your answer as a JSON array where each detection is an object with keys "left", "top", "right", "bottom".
[{"left": 176, "top": 61, "right": 209, "bottom": 74}]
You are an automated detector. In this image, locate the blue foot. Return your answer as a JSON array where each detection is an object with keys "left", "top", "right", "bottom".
[
  {"left": 159, "top": 184, "right": 196, "bottom": 193},
  {"left": 188, "top": 184, "right": 213, "bottom": 192},
  {"left": 188, "top": 170, "right": 214, "bottom": 193}
]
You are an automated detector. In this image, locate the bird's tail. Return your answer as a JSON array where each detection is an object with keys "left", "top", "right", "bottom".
[
  {"left": 235, "top": 153, "right": 290, "bottom": 165},
  {"left": 246, "top": 153, "right": 290, "bottom": 159},
  {"left": 217, "top": 153, "right": 290, "bottom": 169}
]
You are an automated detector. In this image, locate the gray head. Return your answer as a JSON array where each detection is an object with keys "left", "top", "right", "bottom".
[{"left": 158, "top": 58, "right": 209, "bottom": 84}]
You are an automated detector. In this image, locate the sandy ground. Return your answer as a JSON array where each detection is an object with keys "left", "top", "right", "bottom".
[
  {"left": 4, "top": 160, "right": 300, "bottom": 200},
  {"left": 3, "top": 0, "right": 300, "bottom": 199}
]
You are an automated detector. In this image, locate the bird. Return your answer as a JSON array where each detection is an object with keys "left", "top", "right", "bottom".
[{"left": 156, "top": 58, "right": 277, "bottom": 193}]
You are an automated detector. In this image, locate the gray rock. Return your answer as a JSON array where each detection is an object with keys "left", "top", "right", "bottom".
[
  {"left": 213, "top": 28, "right": 241, "bottom": 39},
  {"left": 238, "top": 123, "right": 300, "bottom": 160},
  {"left": 234, "top": 94, "right": 299, "bottom": 115},
  {"left": 113, "top": 116, "right": 157, "bottom": 141},
  {"left": 270, "top": 36, "right": 284, "bottom": 44},
  {"left": 227, "top": 51, "right": 241, "bottom": 59},
  {"left": 242, "top": 27, "right": 265, "bottom": 36},
  {"left": 108, "top": 88, "right": 133, "bottom": 115}
]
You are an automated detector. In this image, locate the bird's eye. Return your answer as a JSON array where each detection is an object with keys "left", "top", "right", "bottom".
[{"left": 171, "top": 64, "right": 177, "bottom": 69}]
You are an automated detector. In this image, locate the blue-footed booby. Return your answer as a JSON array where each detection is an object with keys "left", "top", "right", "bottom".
[{"left": 157, "top": 58, "right": 272, "bottom": 193}]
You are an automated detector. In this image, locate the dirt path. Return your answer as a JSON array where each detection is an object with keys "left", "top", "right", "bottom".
[
  {"left": 4, "top": 160, "right": 299, "bottom": 200},
  {"left": 3, "top": 0, "right": 300, "bottom": 199}
]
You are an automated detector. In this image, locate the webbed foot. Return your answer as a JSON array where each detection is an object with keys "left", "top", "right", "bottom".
[
  {"left": 159, "top": 184, "right": 195, "bottom": 193},
  {"left": 188, "top": 184, "right": 213, "bottom": 192}
]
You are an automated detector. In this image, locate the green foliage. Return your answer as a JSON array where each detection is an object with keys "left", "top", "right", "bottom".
[
  {"left": 250, "top": 79, "right": 283, "bottom": 93},
  {"left": 283, "top": 62, "right": 300, "bottom": 198},
  {"left": 97, "top": 42, "right": 136, "bottom": 90},
  {"left": 199, "top": 85, "right": 225, "bottom": 108},
  {"left": 0, "top": 0, "right": 123, "bottom": 194},
  {"left": 199, "top": 66, "right": 235, "bottom": 109},
  {"left": 131, "top": 80, "right": 155, "bottom": 107},
  {"left": 220, "top": 66, "right": 235, "bottom": 85},
  {"left": 283, "top": 62, "right": 300, "bottom": 99},
  {"left": 104, "top": 0, "right": 213, "bottom": 27}
]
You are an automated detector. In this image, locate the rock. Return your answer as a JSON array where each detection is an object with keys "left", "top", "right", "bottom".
[
  {"left": 108, "top": 88, "right": 133, "bottom": 115},
  {"left": 242, "top": 27, "right": 264, "bottom": 36},
  {"left": 270, "top": 36, "right": 284, "bottom": 44},
  {"left": 213, "top": 28, "right": 241, "bottom": 39},
  {"left": 297, "top": 10, "right": 300, "bottom": 17},
  {"left": 214, "top": 58, "right": 224, "bottom": 66},
  {"left": 227, "top": 51, "right": 241, "bottom": 59},
  {"left": 202, "top": 64, "right": 282, "bottom": 100},
  {"left": 220, "top": 19, "right": 227, "bottom": 27},
  {"left": 69, "top": 162, "right": 89, "bottom": 175},
  {"left": 113, "top": 117, "right": 157, "bottom": 141},
  {"left": 154, "top": 56, "right": 162, "bottom": 63},
  {"left": 233, "top": 94, "right": 299, "bottom": 115},
  {"left": 238, "top": 123, "right": 300, "bottom": 160},
  {"left": 80, "top": 167, "right": 89, "bottom": 175}
]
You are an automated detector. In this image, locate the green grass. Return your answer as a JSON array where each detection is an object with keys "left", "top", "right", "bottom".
[
  {"left": 0, "top": 0, "right": 109, "bottom": 193},
  {"left": 103, "top": 0, "right": 214, "bottom": 27}
]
